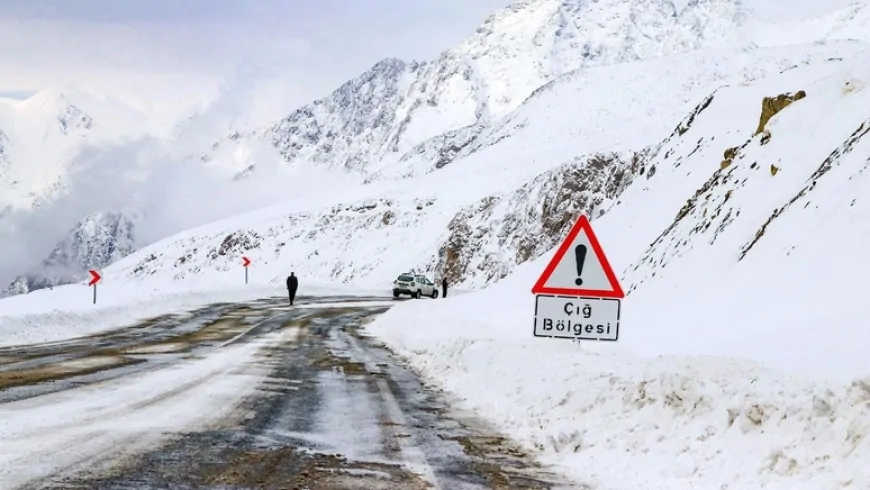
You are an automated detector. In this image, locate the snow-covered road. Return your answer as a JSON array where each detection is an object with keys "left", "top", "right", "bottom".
[{"left": 0, "top": 296, "right": 576, "bottom": 489}]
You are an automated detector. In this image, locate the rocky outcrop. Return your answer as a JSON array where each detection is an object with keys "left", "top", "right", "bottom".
[
  {"left": 755, "top": 90, "right": 806, "bottom": 135},
  {"left": 741, "top": 119, "right": 870, "bottom": 259},
  {"left": 430, "top": 149, "right": 651, "bottom": 287},
  {"left": 56, "top": 104, "right": 93, "bottom": 135},
  {"left": 3, "top": 211, "right": 138, "bottom": 296},
  {"left": 0, "top": 130, "right": 9, "bottom": 176}
]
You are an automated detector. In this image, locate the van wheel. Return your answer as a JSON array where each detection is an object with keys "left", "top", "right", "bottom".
[
  {"left": 413, "top": 290, "right": 421, "bottom": 299},
  {"left": 431, "top": 290, "right": 438, "bottom": 299}
]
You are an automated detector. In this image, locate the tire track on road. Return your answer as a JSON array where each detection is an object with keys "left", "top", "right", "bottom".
[{"left": 41, "top": 303, "right": 579, "bottom": 489}]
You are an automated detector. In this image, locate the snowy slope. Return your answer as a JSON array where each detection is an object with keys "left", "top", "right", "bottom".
[
  {"left": 364, "top": 44, "right": 870, "bottom": 490},
  {"left": 0, "top": 89, "right": 337, "bottom": 297},
  {"left": 103, "top": 41, "right": 868, "bottom": 291},
  {"left": 0, "top": 88, "right": 150, "bottom": 210},
  {"left": 203, "top": 0, "right": 870, "bottom": 182},
  {"left": 2, "top": 2, "right": 870, "bottom": 488},
  {"left": 3, "top": 211, "right": 139, "bottom": 296},
  {"left": 6, "top": 0, "right": 870, "bottom": 301},
  {"left": 0, "top": 90, "right": 157, "bottom": 294}
]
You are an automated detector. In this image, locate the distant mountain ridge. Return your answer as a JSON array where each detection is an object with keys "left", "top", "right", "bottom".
[
  {"left": 3, "top": 212, "right": 138, "bottom": 296},
  {"left": 4, "top": 0, "right": 870, "bottom": 296},
  {"left": 205, "top": 0, "right": 761, "bottom": 180}
]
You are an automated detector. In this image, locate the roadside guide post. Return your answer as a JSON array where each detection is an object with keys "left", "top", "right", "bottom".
[
  {"left": 242, "top": 256, "right": 251, "bottom": 284},
  {"left": 531, "top": 215, "right": 625, "bottom": 342},
  {"left": 88, "top": 269, "right": 101, "bottom": 304}
]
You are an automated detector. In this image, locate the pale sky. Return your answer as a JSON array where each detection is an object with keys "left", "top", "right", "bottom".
[
  {"left": 0, "top": 0, "right": 857, "bottom": 125},
  {"left": 0, "top": 0, "right": 513, "bottom": 124}
]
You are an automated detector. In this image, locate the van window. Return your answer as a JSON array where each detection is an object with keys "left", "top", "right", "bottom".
[{"left": 397, "top": 275, "right": 414, "bottom": 282}]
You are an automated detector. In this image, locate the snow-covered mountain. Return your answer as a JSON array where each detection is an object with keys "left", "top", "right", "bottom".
[
  {"left": 357, "top": 40, "right": 870, "bottom": 489},
  {"left": 3, "top": 211, "right": 138, "bottom": 296},
  {"left": 207, "top": 0, "right": 751, "bottom": 178},
  {"left": 103, "top": 39, "right": 870, "bottom": 290},
  {"left": 7, "top": 0, "right": 870, "bottom": 299},
  {"left": 5, "top": 2, "right": 870, "bottom": 488},
  {"left": 0, "top": 89, "right": 154, "bottom": 295},
  {"left": 0, "top": 88, "right": 151, "bottom": 210},
  {"left": 203, "top": 0, "right": 870, "bottom": 182}
]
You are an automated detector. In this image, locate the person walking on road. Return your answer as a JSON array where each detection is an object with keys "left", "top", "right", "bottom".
[
  {"left": 441, "top": 277, "right": 448, "bottom": 298},
  {"left": 286, "top": 272, "right": 299, "bottom": 305}
]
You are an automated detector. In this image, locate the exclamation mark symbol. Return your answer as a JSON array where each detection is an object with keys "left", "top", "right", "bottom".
[{"left": 574, "top": 244, "right": 587, "bottom": 286}]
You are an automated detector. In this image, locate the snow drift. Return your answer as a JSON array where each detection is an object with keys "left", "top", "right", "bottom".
[
  {"left": 365, "top": 42, "right": 870, "bottom": 490},
  {"left": 98, "top": 42, "right": 866, "bottom": 292}
]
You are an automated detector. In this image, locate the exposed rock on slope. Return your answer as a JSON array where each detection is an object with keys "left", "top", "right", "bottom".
[
  {"left": 0, "top": 130, "right": 9, "bottom": 175},
  {"left": 116, "top": 196, "right": 443, "bottom": 285},
  {"left": 624, "top": 53, "right": 870, "bottom": 296},
  {"left": 431, "top": 150, "right": 652, "bottom": 287},
  {"left": 114, "top": 144, "right": 657, "bottom": 288},
  {"left": 741, "top": 118, "right": 870, "bottom": 259},
  {"left": 755, "top": 90, "right": 806, "bottom": 135},
  {"left": 3, "top": 212, "right": 137, "bottom": 296},
  {"left": 109, "top": 146, "right": 656, "bottom": 289},
  {"left": 104, "top": 42, "right": 870, "bottom": 291},
  {"left": 55, "top": 103, "right": 94, "bottom": 136}
]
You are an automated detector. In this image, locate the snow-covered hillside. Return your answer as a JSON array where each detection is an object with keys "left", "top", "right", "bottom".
[
  {"left": 0, "top": 90, "right": 312, "bottom": 296},
  {"left": 364, "top": 45, "right": 870, "bottom": 490},
  {"left": 3, "top": 1, "right": 870, "bottom": 488},
  {"left": 0, "top": 88, "right": 150, "bottom": 210},
  {"left": 103, "top": 40, "right": 869, "bottom": 290},
  {"left": 6, "top": 0, "right": 870, "bottom": 300},
  {"left": 0, "top": 90, "right": 155, "bottom": 294},
  {"left": 3, "top": 211, "right": 138, "bottom": 296},
  {"left": 3, "top": 35, "right": 869, "bottom": 488},
  {"left": 203, "top": 0, "right": 870, "bottom": 182}
]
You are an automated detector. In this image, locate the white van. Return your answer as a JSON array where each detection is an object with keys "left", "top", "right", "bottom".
[{"left": 392, "top": 273, "right": 438, "bottom": 299}]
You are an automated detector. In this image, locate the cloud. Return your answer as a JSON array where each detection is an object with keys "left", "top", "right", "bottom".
[
  {"left": 741, "top": 0, "right": 859, "bottom": 20},
  {"left": 173, "top": 57, "right": 308, "bottom": 141},
  {"left": 0, "top": 18, "right": 311, "bottom": 126},
  {"left": 0, "top": 0, "right": 520, "bottom": 287},
  {"left": 0, "top": 141, "right": 147, "bottom": 286},
  {"left": 0, "top": 1, "right": 513, "bottom": 122},
  {"left": 0, "top": 129, "right": 360, "bottom": 287}
]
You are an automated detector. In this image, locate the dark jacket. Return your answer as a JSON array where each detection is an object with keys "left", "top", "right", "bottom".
[
  {"left": 286, "top": 275, "right": 298, "bottom": 290},
  {"left": 441, "top": 278, "right": 448, "bottom": 289}
]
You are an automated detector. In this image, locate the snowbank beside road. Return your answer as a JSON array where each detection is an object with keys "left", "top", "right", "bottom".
[
  {"left": 0, "top": 321, "right": 285, "bottom": 488},
  {"left": 0, "top": 277, "right": 380, "bottom": 347},
  {"left": 365, "top": 52, "right": 870, "bottom": 489},
  {"left": 366, "top": 264, "right": 870, "bottom": 490}
]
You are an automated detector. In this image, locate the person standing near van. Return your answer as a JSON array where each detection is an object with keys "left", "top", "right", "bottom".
[
  {"left": 286, "top": 272, "right": 299, "bottom": 305},
  {"left": 441, "top": 277, "right": 448, "bottom": 298}
]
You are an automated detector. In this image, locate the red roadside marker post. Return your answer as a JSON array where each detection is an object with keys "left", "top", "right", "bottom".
[
  {"left": 88, "top": 269, "right": 101, "bottom": 304},
  {"left": 531, "top": 215, "right": 625, "bottom": 342},
  {"left": 242, "top": 256, "right": 251, "bottom": 284}
]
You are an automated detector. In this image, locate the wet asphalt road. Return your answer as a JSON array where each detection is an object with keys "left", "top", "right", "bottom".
[
  {"left": 1, "top": 296, "right": 581, "bottom": 489},
  {"left": 0, "top": 296, "right": 381, "bottom": 404}
]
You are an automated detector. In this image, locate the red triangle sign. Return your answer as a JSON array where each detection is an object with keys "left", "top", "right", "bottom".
[{"left": 531, "top": 215, "right": 625, "bottom": 298}]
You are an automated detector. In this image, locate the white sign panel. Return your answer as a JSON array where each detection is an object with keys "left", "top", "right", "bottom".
[
  {"left": 531, "top": 215, "right": 624, "bottom": 298},
  {"left": 533, "top": 294, "right": 620, "bottom": 341},
  {"left": 540, "top": 231, "right": 613, "bottom": 292}
]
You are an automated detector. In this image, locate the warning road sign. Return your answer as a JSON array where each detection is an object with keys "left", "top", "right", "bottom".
[
  {"left": 531, "top": 215, "right": 624, "bottom": 341},
  {"left": 532, "top": 215, "right": 624, "bottom": 298}
]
